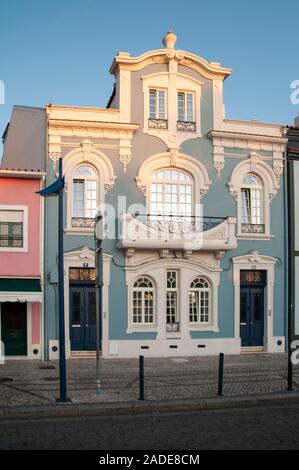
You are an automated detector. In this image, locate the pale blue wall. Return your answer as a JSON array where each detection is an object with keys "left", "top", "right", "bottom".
[{"left": 43, "top": 61, "right": 286, "bottom": 356}]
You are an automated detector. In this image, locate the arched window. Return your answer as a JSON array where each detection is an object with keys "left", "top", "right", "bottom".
[
  {"left": 150, "top": 169, "right": 193, "bottom": 220},
  {"left": 132, "top": 277, "right": 155, "bottom": 324},
  {"left": 241, "top": 173, "right": 263, "bottom": 230},
  {"left": 189, "top": 277, "right": 210, "bottom": 324},
  {"left": 72, "top": 165, "right": 98, "bottom": 219}
]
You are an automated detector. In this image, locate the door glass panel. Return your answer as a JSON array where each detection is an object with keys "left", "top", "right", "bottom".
[
  {"left": 253, "top": 292, "right": 262, "bottom": 321},
  {"left": 88, "top": 291, "right": 96, "bottom": 325},
  {"left": 240, "top": 292, "right": 248, "bottom": 323},
  {"left": 72, "top": 292, "right": 81, "bottom": 325}
]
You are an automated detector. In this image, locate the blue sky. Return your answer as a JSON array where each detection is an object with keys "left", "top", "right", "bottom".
[{"left": 0, "top": 0, "right": 298, "bottom": 155}]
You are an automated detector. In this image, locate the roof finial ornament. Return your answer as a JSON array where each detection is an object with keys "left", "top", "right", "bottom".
[{"left": 162, "top": 30, "right": 177, "bottom": 49}]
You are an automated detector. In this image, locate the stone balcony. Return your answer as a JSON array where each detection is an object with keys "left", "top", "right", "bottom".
[{"left": 118, "top": 213, "right": 237, "bottom": 255}]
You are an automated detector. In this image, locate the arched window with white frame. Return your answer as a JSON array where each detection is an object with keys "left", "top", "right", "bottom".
[
  {"left": 132, "top": 277, "right": 155, "bottom": 325},
  {"left": 240, "top": 173, "right": 264, "bottom": 233},
  {"left": 150, "top": 168, "right": 193, "bottom": 221},
  {"left": 189, "top": 277, "right": 211, "bottom": 324},
  {"left": 72, "top": 164, "right": 98, "bottom": 220}
]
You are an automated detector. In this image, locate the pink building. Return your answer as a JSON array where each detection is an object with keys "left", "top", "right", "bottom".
[{"left": 0, "top": 170, "right": 44, "bottom": 359}]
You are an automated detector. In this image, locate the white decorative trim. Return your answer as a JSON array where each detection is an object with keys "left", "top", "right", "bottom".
[
  {"left": 135, "top": 151, "right": 211, "bottom": 206},
  {"left": 119, "top": 69, "right": 131, "bottom": 123},
  {"left": 119, "top": 213, "right": 237, "bottom": 252},
  {"left": 0, "top": 302, "right": 42, "bottom": 359},
  {"left": 48, "top": 152, "right": 61, "bottom": 172},
  {"left": 142, "top": 72, "right": 203, "bottom": 147},
  {"left": 110, "top": 48, "right": 232, "bottom": 80},
  {"left": 228, "top": 155, "right": 280, "bottom": 238},
  {"left": 0, "top": 292, "right": 42, "bottom": 303},
  {"left": 62, "top": 145, "right": 116, "bottom": 233},
  {"left": 125, "top": 255, "right": 220, "bottom": 337},
  {"left": 63, "top": 247, "right": 112, "bottom": 358},
  {"left": 104, "top": 337, "right": 240, "bottom": 358},
  {"left": 0, "top": 205, "right": 28, "bottom": 252},
  {"left": 232, "top": 251, "right": 282, "bottom": 352}
]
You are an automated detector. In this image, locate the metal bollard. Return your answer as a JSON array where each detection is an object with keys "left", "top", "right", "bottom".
[
  {"left": 139, "top": 355, "right": 145, "bottom": 400},
  {"left": 218, "top": 353, "right": 224, "bottom": 396}
]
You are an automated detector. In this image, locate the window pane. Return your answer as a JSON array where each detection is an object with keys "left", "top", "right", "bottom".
[
  {"left": 166, "top": 291, "right": 177, "bottom": 323},
  {"left": 149, "top": 90, "right": 157, "bottom": 119},
  {"left": 178, "top": 92, "right": 185, "bottom": 121},
  {"left": 73, "top": 180, "right": 84, "bottom": 217},
  {"left": 74, "top": 165, "right": 97, "bottom": 177},
  {"left": 241, "top": 189, "right": 250, "bottom": 224}
]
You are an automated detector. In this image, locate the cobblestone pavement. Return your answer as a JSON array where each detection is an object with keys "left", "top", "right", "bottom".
[{"left": 0, "top": 353, "right": 298, "bottom": 407}]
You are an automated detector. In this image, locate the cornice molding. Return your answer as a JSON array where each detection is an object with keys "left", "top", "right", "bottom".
[
  {"left": 208, "top": 130, "right": 287, "bottom": 144},
  {"left": 48, "top": 119, "right": 139, "bottom": 133},
  {"left": 110, "top": 48, "right": 231, "bottom": 81}
]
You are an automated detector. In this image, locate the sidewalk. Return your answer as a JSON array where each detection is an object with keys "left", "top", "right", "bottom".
[{"left": 0, "top": 353, "right": 298, "bottom": 420}]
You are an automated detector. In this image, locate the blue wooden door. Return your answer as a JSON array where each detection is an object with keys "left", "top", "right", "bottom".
[
  {"left": 70, "top": 287, "right": 98, "bottom": 351},
  {"left": 240, "top": 287, "right": 264, "bottom": 347}
]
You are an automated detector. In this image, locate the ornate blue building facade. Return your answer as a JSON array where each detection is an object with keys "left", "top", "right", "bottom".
[{"left": 1, "top": 32, "right": 288, "bottom": 359}]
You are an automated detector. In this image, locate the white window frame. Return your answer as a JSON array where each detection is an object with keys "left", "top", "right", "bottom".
[
  {"left": 177, "top": 90, "right": 195, "bottom": 123},
  {"left": 189, "top": 277, "right": 211, "bottom": 325},
  {"left": 0, "top": 205, "right": 28, "bottom": 252},
  {"left": 240, "top": 174, "right": 263, "bottom": 226},
  {"left": 150, "top": 168, "right": 194, "bottom": 220},
  {"left": 125, "top": 258, "right": 220, "bottom": 338},
  {"left": 128, "top": 276, "right": 156, "bottom": 332},
  {"left": 166, "top": 270, "right": 179, "bottom": 328},
  {"left": 72, "top": 164, "right": 98, "bottom": 219},
  {"left": 148, "top": 88, "right": 167, "bottom": 120},
  {"left": 132, "top": 277, "right": 155, "bottom": 326},
  {"left": 228, "top": 156, "right": 279, "bottom": 240},
  {"left": 142, "top": 72, "right": 203, "bottom": 144},
  {"left": 63, "top": 147, "right": 116, "bottom": 235}
]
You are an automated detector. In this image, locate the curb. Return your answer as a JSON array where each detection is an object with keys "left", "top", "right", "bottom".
[{"left": 1, "top": 391, "right": 299, "bottom": 421}]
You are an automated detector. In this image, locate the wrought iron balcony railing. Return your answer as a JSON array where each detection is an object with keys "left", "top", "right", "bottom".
[
  {"left": 241, "top": 223, "right": 265, "bottom": 234},
  {"left": 134, "top": 214, "right": 226, "bottom": 234},
  {"left": 148, "top": 118, "right": 168, "bottom": 129},
  {"left": 177, "top": 121, "right": 196, "bottom": 132},
  {"left": 71, "top": 217, "right": 96, "bottom": 229}
]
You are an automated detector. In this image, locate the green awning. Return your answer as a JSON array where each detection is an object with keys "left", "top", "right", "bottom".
[{"left": 0, "top": 278, "right": 42, "bottom": 292}]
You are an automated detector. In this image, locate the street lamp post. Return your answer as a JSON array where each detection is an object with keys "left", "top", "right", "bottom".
[
  {"left": 37, "top": 158, "right": 71, "bottom": 403},
  {"left": 95, "top": 213, "right": 104, "bottom": 395}
]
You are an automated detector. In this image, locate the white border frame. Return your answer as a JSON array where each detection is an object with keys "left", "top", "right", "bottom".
[
  {"left": 136, "top": 151, "right": 211, "bottom": 206},
  {"left": 228, "top": 156, "right": 279, "bottom": 239},
  {"left": 63, "top": 147, "right": 116, "bottom": 234},
  {"left": 0, "top": 301, "right": 42, "bottom": 359},
  {"left": 63, "top": 247, "right": 112, "bottom": 358},
  {"left": 125, "top": 256, "right": 220, "bottom": 337},
  {"left": 0, "top": 205, "right": 28, "bottom": 252},
  {"left": 232, "top": 250, "right": 284, "bottom": 352}
]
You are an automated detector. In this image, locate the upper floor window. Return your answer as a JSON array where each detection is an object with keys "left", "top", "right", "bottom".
[
  {"left": 132, "top": 277, "right": 155, "bottom": 325},
  {"left": 189, "top": 277, "right": 210, "bottom": 324},
  {"left": 241, "top": 174, "right": 264, "bottom": 233},
  {"left": 0, "top": 206, "right": 28, "bottom": 252},
  {"left": 150, "top": 169, "right": 193, "bottom": 220},
  {"left": 148, "top": 89, "right": 167, "bottom": 129},
  {"left": 177, "top": 92, "right": 196, "bottom": 132},
  {"left": 72, "top": 165, "right": 98, "bottom": 221}
]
